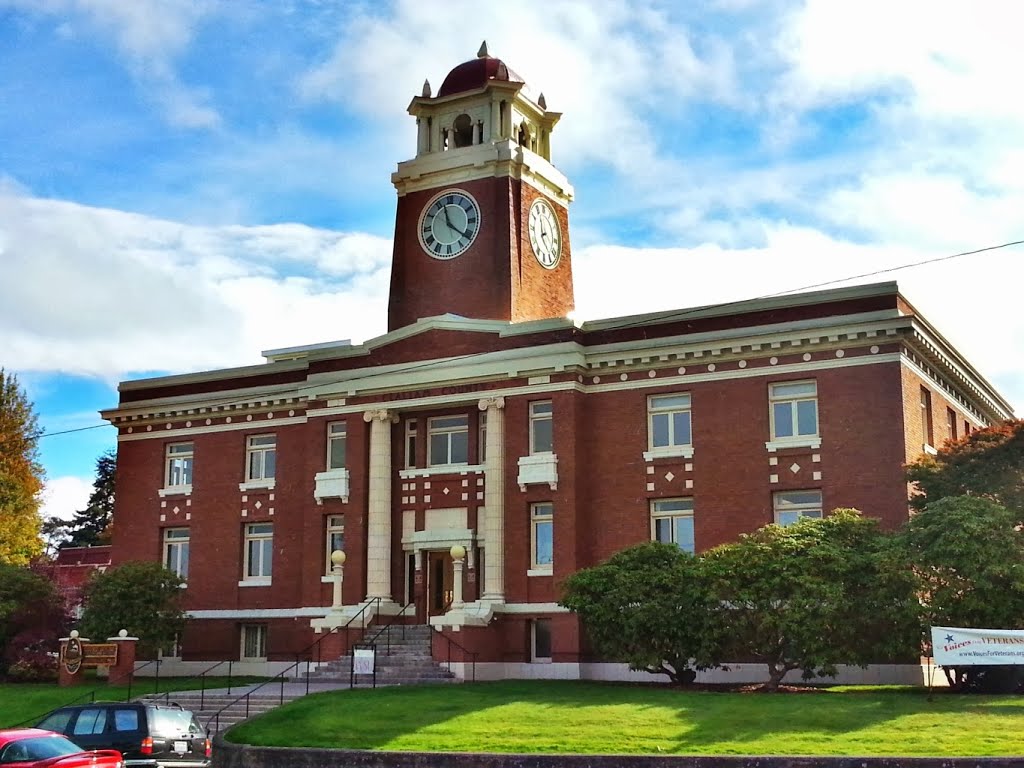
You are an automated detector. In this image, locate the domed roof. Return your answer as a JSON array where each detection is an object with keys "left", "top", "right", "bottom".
[{"left": 437, "top": 42, "right": 525, "bottom": 98}]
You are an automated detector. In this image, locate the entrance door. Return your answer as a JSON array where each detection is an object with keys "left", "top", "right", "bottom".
[{"left": 426, "top": 550, "right": 454, "bottom": 619}]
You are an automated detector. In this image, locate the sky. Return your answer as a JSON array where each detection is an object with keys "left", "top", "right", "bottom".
[{"left": 1, "top": 0, "right": 1022, "bottom": 524}]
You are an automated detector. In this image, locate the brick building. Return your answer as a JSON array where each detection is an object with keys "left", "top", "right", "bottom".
[{"left": 101, "top": 47, "right": 1013, "bottom": 680}]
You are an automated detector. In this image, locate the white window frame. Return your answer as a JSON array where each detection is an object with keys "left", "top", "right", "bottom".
[
  {"left": 427, "top": 415, "right": 469, "bottom": 467},
  {"left": 645, "top": 393, "right": 693, "bottom": 459},
  {"left": 324, "top": 514, "right": 345, "bottom": 576},
  {"left": 242, "top": 434, "right": 277, "bottom": 490},
  {"left": 160, "top": 442, "right": 193, "bottom": 496},
  {"left": 405, "top": 419, "right": 418, "bottom": 469},
  {"left": 531, "top": 618, "right": 552, "bottom": 663},
  {"left": 163, "top": 528, "right": 190, "bottom": 581},
  {"left": 768, "top": 380, "right": 819, "bottom": 448},
  {"left": 529, "top": 401, "right": 553, "bottom": 455},
  {"left": 326, "top": 422, "right": 347, "bottom": 470},
  {"left": 530, "top": 502, "right": 554, "bottom": 572},
  {"left": 773, "top": 490, "right": 823, "bottom": 526},
  {"left": 240, "top": 624, "right": 267, "bottom": 660},
  {"left": 650, "top": 498, "right": 695, "bottom": 553},
  {"left": 241, "top": 522, "right": 273, "bottom": 585}
]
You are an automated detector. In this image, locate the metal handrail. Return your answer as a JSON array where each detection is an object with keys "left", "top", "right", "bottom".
[
  {"left": 123, "top": 659, "right": 160, "bottom": 701},
  {"left": 146, "top": 658, "right": 235, "bottom": 710},
  {"left": 206, "top": 598, "right": 380, "bottom": 733},
  {"left": 8, "top": 688, "right": 98, "bottom": 729},
  {"left": 362, "top": 601, "right": 416, "bottom": 655},
  {"left": 430, "top": 624, "right": 478, "bottom": 683}
]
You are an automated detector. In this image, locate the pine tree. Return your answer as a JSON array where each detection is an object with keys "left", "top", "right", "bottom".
[
  {"left": 0, "top": 369, "right": 45, "bottom": 565},
  {"left": 62, "top": 450, "right": 116, "bottom": 547}
]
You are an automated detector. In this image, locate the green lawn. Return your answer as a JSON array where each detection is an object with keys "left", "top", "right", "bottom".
[
  {"left": 227, "top": 680, "right": 1024, "bottom": 756},
  {"left": 0, "top": 677, "right": 268, "bottom": 729}
]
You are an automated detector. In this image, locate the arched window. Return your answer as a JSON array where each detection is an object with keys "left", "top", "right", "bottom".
[{"left": 453, "top": 114, "right": 474, "bottom": 148}]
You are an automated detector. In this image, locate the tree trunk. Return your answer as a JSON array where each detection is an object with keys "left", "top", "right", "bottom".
[{"left": 765, "top": 662, "right": 788, "bottom": 692}]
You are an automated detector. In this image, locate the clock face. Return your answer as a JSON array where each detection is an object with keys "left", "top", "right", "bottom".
[
  {"left": 528, "top": 198, "right": 562, "bottom": 269},
  {"left": 418, "top": 190, "right": 481, "bottom": 260}
]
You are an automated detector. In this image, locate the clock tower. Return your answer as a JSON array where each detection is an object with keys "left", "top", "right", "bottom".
[{"left": 388, "top": 43, "right": 576, "bottom": 332}]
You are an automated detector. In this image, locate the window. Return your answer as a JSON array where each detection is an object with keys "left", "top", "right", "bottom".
[
  {"left": 163, "top": 528, "right": 189, "bottom": 580},
  {"left": 770, "top": 381, "right": 818, "bottom": 440},
  {"left": 324, "top": 514, "right": 345, "bottom": 575},
  {"left": 531, "top": 502, "right": 553, "bottom": 569},
  {"left": 774, "top": 490, "right": 823, "bottom": 526},
  {"left": 648, "top": 394, "right": 692, "bottom": 450},
  {"left": 531, "top": 618, "right": 552, "bottom": 662},
  {"left": 920, "top": 387, "right": 934, "bottom": 446},
  {"left": 240, "top": 624, "right": 267, "bottom": 660},
  {"left": 479, "top": 412, "right": 487, "bottom": 462},
  {"left": 327, "top": 422, "right": 346, "bottom": 469},
  {"left": 405, "top": 419, "right": 418, "bottom": 469},
  {"left": 165, "top": 442, "right": 193, "bottom": 488},
  {"left": 530, "top": 401, "right": 553, "bottom": 454},
  {"left": 72, "top": 708, "right": 107, "bottom": 736},
  {"left": 964, "top": 421, "right": 972, "bottom": 436},
  {"left": 946, "top": 408, "right": 958, "bottom": 441},
  {"left": 428, "top": 415, "right": 469, "bottom": 466},
  {"left": 243, "top": 523, "right": 273, "bottom": 582},
  {"left": 112, "top": 709, "right": 140, "bottom": 732},
  {"left": 651, "top": 498, "right": 695, "bottom": 553},
  {"left": 246, "top": 435, "right": 276, "bottom": 482}
]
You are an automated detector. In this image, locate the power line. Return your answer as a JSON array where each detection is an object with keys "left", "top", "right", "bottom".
[{"left": 38, "top": 237, "right": 1022, "bottom": 440}]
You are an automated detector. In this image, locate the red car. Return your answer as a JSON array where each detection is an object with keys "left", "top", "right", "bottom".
[{"left": 0, "top": 729, "right": 123, "bottom": 768}]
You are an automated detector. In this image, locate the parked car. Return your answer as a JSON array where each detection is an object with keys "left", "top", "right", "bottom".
[
  {"left": 35, "top": 704, "right": 209, "bottom": 768},
  {"left": 0, "top": 727, "right": 123, "bottom": 768}
]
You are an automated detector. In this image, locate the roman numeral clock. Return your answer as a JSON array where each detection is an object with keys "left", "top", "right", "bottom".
[
  {"left": 419, "top": 191, "right": 482, "bottom": 260},
  {"left": 387, "top": 44, "right": 576, "bottom": 332}
]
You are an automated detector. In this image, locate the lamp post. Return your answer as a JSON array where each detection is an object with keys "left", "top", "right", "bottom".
[
  {"left": 330, "top": 550, "right": 346, "bottom": 611},
  {"left": 449, "top": 544, "right": 466, "bottom": 609}
]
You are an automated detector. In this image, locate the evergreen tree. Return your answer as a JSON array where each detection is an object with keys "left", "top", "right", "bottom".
[
  {"left": 0, "top": 369, "right": 45, "bottom": 565},
  {"left": 62, "top": 450, "right": 116, "bottom": 548}
]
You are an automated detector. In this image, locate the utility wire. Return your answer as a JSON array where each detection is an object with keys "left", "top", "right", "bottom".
[{"left": 39, "top": 237, "right": 1022, "bottom": 440}]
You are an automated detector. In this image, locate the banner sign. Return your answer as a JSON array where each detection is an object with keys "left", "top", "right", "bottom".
[
  {"left": 353, "top": 648, "right": 376, "bottom": 675},
  {"left": 931, "top": 626, "right": 1024, "bottom": 666}
]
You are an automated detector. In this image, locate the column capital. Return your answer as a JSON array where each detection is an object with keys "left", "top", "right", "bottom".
[
  {"left": 363, "top": 408, "right": 398, "bottom": 424},
  {"left": 478, "top": 396, "right": 505, "bottom": 412}
]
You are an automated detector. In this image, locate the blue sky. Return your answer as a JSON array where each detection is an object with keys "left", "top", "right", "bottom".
[{"left": 1, "top": 0, "right": 1021, "bottom": 521}]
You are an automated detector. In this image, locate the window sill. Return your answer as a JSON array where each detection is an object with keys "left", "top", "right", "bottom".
[
  {"left": 765, "top": 437, "right": 821, "bottom": 452},
  {"left": 158, "top": 486, "right": 193, "bottom": 498},
  {"left": 238, "top": 579, "right": 271, "bottom": 587},
  {"left": 400, "top": 464, "right": 484, "bottom": 479},
  {"left": 527, "top": 568, "right": 553, "bottom": 578},
  {"left": 239, "top": 480, "right": 276, "bottom": 492},
  {"left": 642, "top": 446, "right": 694, "bottom": 462},
  {"left": 923, "top": 444, "right": 938, "bottom": 455}
]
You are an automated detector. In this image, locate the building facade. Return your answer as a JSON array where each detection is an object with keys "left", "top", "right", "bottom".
[{"left": 102, "top": 47, "right": 1014, "bottom": 679}]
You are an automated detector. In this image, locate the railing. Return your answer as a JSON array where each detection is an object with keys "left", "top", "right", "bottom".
[
  {"left": 123, "top": 659, "right": 160, "bottom": 702},
  {"left": 430, "top": 624, "right": 479, "bottom": 683},
  {"left": 361, "top": 601, "right": 416, "bottom": 655},
  {"left": 206, "top": 598, "right": 380, "bottom": 734},
  {"left": 145, "top": 659, "right": 235, "bottom": 710}
]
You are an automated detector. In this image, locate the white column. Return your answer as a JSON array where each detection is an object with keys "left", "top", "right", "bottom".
[
  {"left": 490, "top": 100, "right": 501, "bottom": 140},
  {"left": 478, "top": 396, "right": 505, "bottom": 602},
  {"left": 364, "top": 408, "right": 397, "bottom": 600}
]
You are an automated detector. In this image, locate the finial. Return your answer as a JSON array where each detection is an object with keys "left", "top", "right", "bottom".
[
  {"left": 538, "top": 92, "right": 547, "bottom": 109},
  {"left": 477, "top": 40, "right": 489, "bottom": 58},
  {"left": 422, "top": 79, "right": 432, "bottom": 97}
]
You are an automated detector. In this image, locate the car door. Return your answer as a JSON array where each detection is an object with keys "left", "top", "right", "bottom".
[
  {"left": 108, "top": 706, "right": 145, "bottom": 760},
  {"left": 67, "top": 706, "right": 110, "bottom": 752}
]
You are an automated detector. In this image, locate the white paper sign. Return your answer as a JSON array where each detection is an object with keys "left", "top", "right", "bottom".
[
  {"left": 353, "top": 648, "right": 375, "bottom": 675},
  {"left": 931, "top": 626, "right": 1024, "bottom": 665}
]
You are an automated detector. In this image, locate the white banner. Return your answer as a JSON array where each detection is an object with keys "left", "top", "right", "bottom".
[
  {"left": 931, "top": 626, "right": 1024, "bottom": 665},
  {"left": 353, "top": 648, "right": 376, "bottom": 675}
]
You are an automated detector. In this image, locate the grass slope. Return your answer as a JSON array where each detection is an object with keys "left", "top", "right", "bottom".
[{"left": 227, "top": 681, "right": 1024, "bottom": 757}]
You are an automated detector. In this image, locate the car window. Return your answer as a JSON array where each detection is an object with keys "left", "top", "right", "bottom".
[
  {"left": 113, "top": 708, "right": 141, "bottom": 732},
  {"left": 37, "top": 709, "right": 74, "bottom": 733},
  {"left": 73, "top": 707, "right": 108, "bottom": 735},
  {"left": 149, "top": 709, "right": 200, "bottom": 736},
  {"left": 1, "top": 736, "right": 81, "bottom": 763}
]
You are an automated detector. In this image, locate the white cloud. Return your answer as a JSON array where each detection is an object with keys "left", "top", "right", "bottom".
[
  {"left": 2, "top": 0, "right": 220, "bottom": 128},
  {"left": 0, "top": 187, "right": 391, "bottom": 379},
  {"left": 40, "top": 475, "right": 93, "bottom": 521}
]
